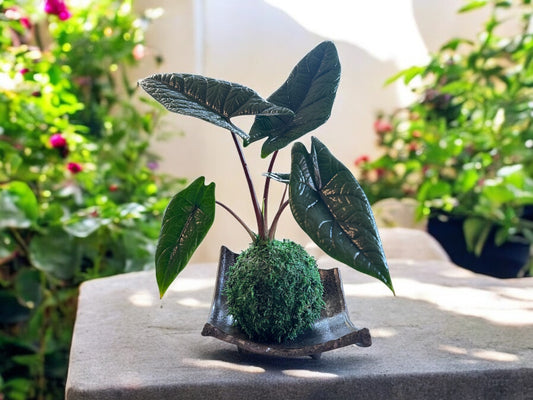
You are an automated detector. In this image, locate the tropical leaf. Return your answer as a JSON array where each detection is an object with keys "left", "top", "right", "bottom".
[
  {"left": 247, "top": 41, "right": 341, "bottom": 157},
  {"left": 155, "top": 177, "right": 215, "bottom": 297},
  {"left": 289, "top": 137, "right": 394, "bottom": 293},
  {"left": 138, "top": 73, "right": 293, "bottom": 140}
]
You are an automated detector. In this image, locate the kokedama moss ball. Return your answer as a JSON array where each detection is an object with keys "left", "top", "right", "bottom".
[{"left": 224, "top": 239, "right": 325, "bottom": 343}]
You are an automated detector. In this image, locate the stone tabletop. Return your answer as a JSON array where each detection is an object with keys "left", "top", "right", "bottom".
[{"left": 65, "top": 228, "right": 533, "bottom": 400}]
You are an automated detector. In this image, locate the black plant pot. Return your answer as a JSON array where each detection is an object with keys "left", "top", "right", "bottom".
[
  {"left": 201, "top": 246, "right": 372, "bottom": 358},
  {"left": 427, "top": 216, "right": 530, "bottom": 279}
]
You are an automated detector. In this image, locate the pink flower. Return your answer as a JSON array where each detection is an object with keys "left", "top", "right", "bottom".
[
  {"left": 373, "top": 119, "right": 392, "bottom": 134},
  {"left": 49, "top": 133, "right": 67, "bottom": 148},
  {"left": 132, "top": 44, "right": 145, "bottom": 61},
  {"left": 354, "top": 155, "right": 370, "bottom": 167},
  {"left": 67, "top": 162, "right": 82, "bottom": 174},
  {"left": 20, "top": 17, "right": 32, "bottom": 29},
  {"left": 44, "top": 0, "right": 71, "bottom": 21},
  {"left": 19, "top": 68, "right": 29, "bottom": 75},
  {"left": 5, "top": 8, "right": 32, "bottom": 29}
]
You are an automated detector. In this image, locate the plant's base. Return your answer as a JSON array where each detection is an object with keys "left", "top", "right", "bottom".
[{"left": 201, "top": 246, "right": 372, "bottom": 359}]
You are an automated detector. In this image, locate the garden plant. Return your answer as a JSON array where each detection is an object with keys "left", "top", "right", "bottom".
[
  {"left": 0, "top": 1, "right": 182, "bottom": 398},
  {"left": 357, "top": 0, "right": 533, "bottom": 276},
  {"left": 139, "top": 41, "right": 394, "bottom": 343}
]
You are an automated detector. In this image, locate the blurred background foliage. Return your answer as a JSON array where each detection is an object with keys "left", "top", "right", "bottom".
[
  {"left": 0, "top": 0, "right": 184, "bottom": 398},
  {"left": 357, "top": 0, "right": 533, "bottom": 265}
]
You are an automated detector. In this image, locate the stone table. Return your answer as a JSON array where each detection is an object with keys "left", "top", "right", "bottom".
[{"left": 65, "top": 228, "right": 533, "bottom": 400}]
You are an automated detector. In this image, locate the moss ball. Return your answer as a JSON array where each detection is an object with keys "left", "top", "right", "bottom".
[{"left": 224, "top": 239, "right": 325, "bottom": 343}]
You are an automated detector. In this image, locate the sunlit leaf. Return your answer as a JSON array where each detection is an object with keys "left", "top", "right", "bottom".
[
  {"left": 458, "top": 0, "right": 488, "bottom": 13},
  {"left": 138, "top": 73, "right": 293, "bottom": 140},
  {"left": 0, "top": 182, "right": 39, "bottom": 229}
]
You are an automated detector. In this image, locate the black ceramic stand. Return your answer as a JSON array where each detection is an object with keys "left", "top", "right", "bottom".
[{"left": 201, "top": 246, "right": 372, "bottom": 358}]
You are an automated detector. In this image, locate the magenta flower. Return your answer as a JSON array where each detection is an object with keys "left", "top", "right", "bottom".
[
  {"left": 44, "top": 0, "right": 71, "bottom": 21},
  {"left": 50, "top": 133, "right": 67, "bottom": 148},
  {"left": 20, "top": 17, "right": 32, "bottom": 29},
  {"left": 67, "top": 162, "right": 82, "bottom": 174}
]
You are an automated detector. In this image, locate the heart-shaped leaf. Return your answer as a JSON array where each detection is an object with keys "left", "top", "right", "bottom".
[
  {"left": 248, "top": 41, "right": 341, "bottom": 157},
  {"left": 155, "top": 177, "right": 215, "bottom": 298},
  {"left": 289, "top": 137, "right": 394, "bottom": 293},
  {"left": 138, "top": 73, "right": 294, "bottom": 140}
]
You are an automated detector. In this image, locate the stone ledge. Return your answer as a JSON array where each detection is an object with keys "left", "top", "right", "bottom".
[{"left": 66, "top": 229, "right": 533, "bottom": 400}]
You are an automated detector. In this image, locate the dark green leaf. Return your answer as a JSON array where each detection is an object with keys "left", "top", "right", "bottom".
[
  {"left": 248, "top": 41, "right": 341, "bottom": 157},
  {"left": 0, "top": 290, "right": 30, "bottom": 324},
  {"left": 29, "top": 229, "right": 81, "bottom": 280},
  {"left": 289, "top": 137, "right": 394, "bottom": 293},
  {"left": 138, "top": 73, "right": 293, "bottom": 140},
  {"left": 155, "top": 177, "right": 215, "bottom": 297},
  {"left": 15, "top": 270, "right": 42, "bottom": 309}
]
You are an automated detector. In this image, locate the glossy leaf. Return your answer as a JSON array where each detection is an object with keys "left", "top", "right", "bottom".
[
  {"left": 289, "top": 137, "right": 394, "bottom": 293},
  {"left": 263, "top": 172, "right": 290, "bottom": 184},
  {"left": 248, "top": 41, "right": 341, "bottom": 157},
  {"left": 138, "top": 73, "right": 293, "bottom": 140},
  {"left": 155, "top": 177, "right": 215, "bottom": 298}
]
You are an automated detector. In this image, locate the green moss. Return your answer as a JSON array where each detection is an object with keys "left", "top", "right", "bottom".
[{"left": 224, "top": 239, "right": 325, "bottom": 343}]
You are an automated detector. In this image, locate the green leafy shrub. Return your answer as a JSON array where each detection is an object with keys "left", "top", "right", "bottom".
[
  {"left": 357, "top": 0, "right": 533, "bottom": 258},
  {"left": 0, "top": 1, "right": 183, "bottom": 398}
]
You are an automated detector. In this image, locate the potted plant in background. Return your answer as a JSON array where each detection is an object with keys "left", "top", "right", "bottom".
[
  {"left": 139, "top": 41, "right": 394, "bottom": 356},
  {"left": 356, "top": 0, "right": 533, "bottom": 278}
]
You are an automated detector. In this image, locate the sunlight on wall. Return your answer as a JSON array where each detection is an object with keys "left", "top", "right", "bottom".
[{"left": 264, "top": 0, "right": 429, "bottom": 68}]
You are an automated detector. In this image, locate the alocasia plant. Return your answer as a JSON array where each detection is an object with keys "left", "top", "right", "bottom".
[{"left": 139, "top": 41, "right": 394, "bottom": 340}]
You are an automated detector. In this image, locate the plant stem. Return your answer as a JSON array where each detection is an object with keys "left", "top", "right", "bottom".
[
  {"left": 269, "top": 184, "right": 289, "bottom": 240},
  {"left": 216, "top": 200, "right": 256, "bottom": 241},
  {"left": 269, "top": 199, "right": 290, "bottom": 241},
  {"left": 262, "top": 150, "right": 279, "bottom": 237},
  {"left": 230, "top": 131, "right": 265, "bottom": 239}
]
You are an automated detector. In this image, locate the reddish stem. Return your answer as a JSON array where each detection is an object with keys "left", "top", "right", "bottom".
[{"left": 230, "top": 131, "right": 264, "bottom": 239}]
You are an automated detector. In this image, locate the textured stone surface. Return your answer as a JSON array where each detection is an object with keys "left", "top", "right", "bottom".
[{"left": 66, "top": 229, "right": 533, "bottom": 400}]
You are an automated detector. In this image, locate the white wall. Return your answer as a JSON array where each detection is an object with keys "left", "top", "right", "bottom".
[{"left": 134, "top": 0, "right": 490, "bottom": 262}]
